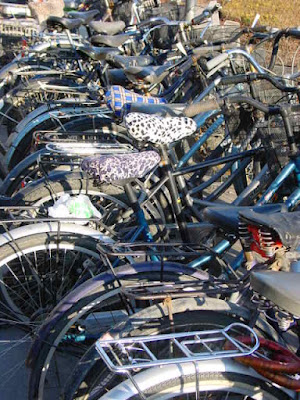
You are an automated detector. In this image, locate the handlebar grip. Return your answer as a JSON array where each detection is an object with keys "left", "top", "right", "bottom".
[
  {"left": 251, "top": 25, "right": 269, "bottom": 33},
  {"left": 287, "top": 28, "right": 300, "bottom": 38},
  {"left": 191, "top": 12, "right": 209, "bottom": 25},
  {"left": 184, "top": 99, "right": 221, "bottom": 117},
  {"left": 193, "top": 45, "right": 222, "bottom": 57},
  {"left": 192, "top": 3, "right": 220, "bottom": 25},
  {"left": 206, "top": 53, "right": 229, "bottom": 71}
]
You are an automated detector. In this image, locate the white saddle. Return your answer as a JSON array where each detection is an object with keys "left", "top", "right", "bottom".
[{"left": 124, "top": 112, "right": 197, "bottom": 145}]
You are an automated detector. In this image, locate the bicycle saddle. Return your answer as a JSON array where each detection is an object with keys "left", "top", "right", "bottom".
[
  {"left": 240, "top": 209, "right": 300, "bottom": 250},
  {"left": 124, "top": 113, "right": 197, "bottom": 145},
  {"left": 89, "top": 20, "right": 125, "bottom": 35},
  {"left": 68, "top": 10, "right": 99, "bottom": 24},
  {"left": 106, "top": 54, "right": 154, "bottom": 69},
  {"left": 0, "top": 195, "right": 14, "bottom": 206},
  {"left": 81, "top": 151, "right": 160, "bottom": 183},
  {"left": 127, "top": 103, "right": 186, "bottom": 117},
  {"left": 107, "top": 69, "right": 129, "bottom": 85},
  {"left": 46, "top": 16, "right": 82, "bottom": 31},
  {"left": 106, "top": 85, "right": 166, "bottom": 118},
  {"left": 91, "top": 33, "right": 130, "bottom": 48},
  {"left": 203, "top": 204, "right": 287, "bottom": 235},
  {"left": 251, "top": 271, "right": 300, "bottom": 316},
  {"left": 78, "top": 46, "right": 120, "bottom": 61},
  {"left": 124, "top": 64, "right": 170, "bottom": 85}
]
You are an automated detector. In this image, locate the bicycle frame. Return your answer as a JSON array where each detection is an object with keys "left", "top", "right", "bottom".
[{"left": 189, "top": 157, "right": 300, "bottom": 271}]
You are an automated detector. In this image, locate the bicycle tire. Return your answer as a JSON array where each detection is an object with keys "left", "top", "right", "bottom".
[
  {"left": 0, "top": 229, "right": 105, "bottom": 321},
  {"left": 98, "top": 368, "right": 291, "bottom": 399},
  {"left": 1, "top": 77, "right": 86, "bottom": 136},
  {"left": 27, "top": 265, "right": 209, "bottom": 400},
  {"left": 62, "top": 296, "right": 278, "bottom": 400}
]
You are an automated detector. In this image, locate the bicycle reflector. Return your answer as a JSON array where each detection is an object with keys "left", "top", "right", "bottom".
[{"left": 239, "top": 221, "right": 283, "bottom": 258}]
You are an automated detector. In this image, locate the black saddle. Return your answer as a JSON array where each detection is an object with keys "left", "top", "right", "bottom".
[
  {"left": 124, "top": 64, "right": 170, "bottom": 85},
  {"left": 240, "top": 209, "right": 300, "bottom": 250},
  {"left": 0, "top": 195, "right": 13, "bottom": 206},
  {"left": 77, "top": 46, "right": 120, "bottom": 61},
  {"left": 203, "top": 204, "right": 288, "bottom": 235},
  {"left": 106, "top": 54, "right": 154, "bottom": 69},
  {"left": 68, "top": 10, "right": 99, "bottom": 24},
  {"left": 89, "top": 20, "right": 125, "bottom": 35},
  {"left": 46, "top": 16, "right": 82, "bottom": 31},
  {"left": 127, "top": 102, "right": 186, "bottom": 117},
  {"left": 107, "top": 69, "right": 129, "bottom": 85},
  {"left": 251, "top": 271, "right": 300, "bottom": 316},
  {"left": 91, "top": 33, "right": 130, "bottom": 48}
]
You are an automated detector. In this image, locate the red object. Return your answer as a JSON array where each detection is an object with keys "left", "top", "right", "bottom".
[
  {"left": 247, "top": 224, "right": 283, "bottom": 258},
  {"left": 225, "top": 336, "right": 300, "bottom": 391}
]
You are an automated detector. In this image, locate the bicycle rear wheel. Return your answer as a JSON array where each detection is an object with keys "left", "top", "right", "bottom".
[
  {"left": 98, "top": 368, "right": 291, "bottom": 399},
  {"left": 62, "top": 297, "right": 278, "bottom": 400},
  {"left": 27, "top": 266, "right": 208, "bottom": 400}
]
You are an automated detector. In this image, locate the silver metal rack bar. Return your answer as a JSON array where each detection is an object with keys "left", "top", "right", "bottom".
[{"left": 95, "top": 322, "right": 259, "bottom": 373}]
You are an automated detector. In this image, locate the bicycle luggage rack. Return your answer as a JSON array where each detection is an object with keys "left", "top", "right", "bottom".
[
  {"left": 0, "top": 210, "right": 102, "bottom": 226},
  {"left": 97, "top": 241, "right": 221, "bottom": 266},
  {"left": 97, "top": 241, "right": 243, "bottom": 287},
  {"left": 0, "top": 16, "right": 38, "bottom": 38},
  {"left": 34, "top": 130, "right": 133, "bottom": 146},
  {"left": 95, "top": 322, "right": 259, "bottom": 372},
  {"left": 120, "top": 278, "right": 244, "bottom": 300},
  {"left": 47, "top": 107, "right": 109, "bottom": 120},
  {"left": 96, "top": 322, "right": 259, "bottom": 399}
]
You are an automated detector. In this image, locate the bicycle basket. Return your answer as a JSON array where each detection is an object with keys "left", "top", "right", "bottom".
[
  {"left": 0, "top": 18, "right": 38, "bottom": 38},
  {"left": 251, "top": 80, "right": 296, "bottom": 105},
  {"left": 150, "top": 24, "right": 179, "bottom": 49},
  {"left": 140, "top": 2, "right": 185, "bottom": 21},
  {"left": 258, "top": 112, "right": 300, "bottom": 170},
  {"left": 189, "top": 23, "right": 241, "bottom": 46}
]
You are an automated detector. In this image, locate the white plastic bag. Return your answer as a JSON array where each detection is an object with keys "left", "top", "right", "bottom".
[{"left": 48, "top": 194, "right": 102, "bottom": 223}]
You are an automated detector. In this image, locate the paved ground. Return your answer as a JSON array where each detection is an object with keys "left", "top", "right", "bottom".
[{"left": 0, "top": 327, "right": 30, "bottom": 399}]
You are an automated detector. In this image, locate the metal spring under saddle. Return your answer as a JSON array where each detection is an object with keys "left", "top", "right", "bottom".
[{"left": 238, "top": 221, "right": 281, "bottom": 258}]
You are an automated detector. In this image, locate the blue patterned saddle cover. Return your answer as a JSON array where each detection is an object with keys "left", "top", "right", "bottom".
[{"left": 106, "top": 85, "right": 166, "bottom": 117}]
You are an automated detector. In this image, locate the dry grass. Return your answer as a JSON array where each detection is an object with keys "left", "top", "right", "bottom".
[
  {"left": 219, "top": 0, "right": 300, "bottom": 68},
  {"left": 220, "top": 0, "right": 300, "bottom": 28}
]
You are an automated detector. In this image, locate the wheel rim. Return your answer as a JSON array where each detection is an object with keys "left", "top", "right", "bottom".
[{"left": 0, "top": 242, "right": 100, "bottom": 321}]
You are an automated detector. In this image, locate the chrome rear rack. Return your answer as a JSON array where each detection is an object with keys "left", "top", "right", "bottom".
[{"left": 95, "top": 322, "right": 259, "bottom": 373}]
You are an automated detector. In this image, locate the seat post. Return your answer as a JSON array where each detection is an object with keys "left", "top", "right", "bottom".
[
  {"left": 86, "top": 25, "right": 92, "bottom": 38},
  {"left": 160, "top": 145, "right": 189, "bottom": 242},
  {"left": 124, "top": 182, "right": 153, "bottom": 242},
  {"left": 65, "top": 29, "right": 84, "bottom": 72}
]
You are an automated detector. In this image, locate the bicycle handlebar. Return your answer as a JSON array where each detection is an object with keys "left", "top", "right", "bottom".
[
  {"left": 268, "top": 27, "right": 300, "bottom": 70},
  {"left": 191, "top": 3, "right": 221, "bottom": 25},
  {"left": 205, "top": 53, "right": 229, "bottom": 71},
  {"left": 184, "top": 94, "right": 300, "bottom": 118},
  {"left": 286, "top": 27, "right": 300, "bottom": 39},
  {"left": 202, "top": 48, "right": 265, "bottom": 74},
  {"left": 219, "top": 72, "right": 300, "bottom": 93},
  {"left": 193, "top": 43, "right": 236, "bottom": 57},
  {"left": 184, "top": 99, "right": 221, "bottom": 116}
]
